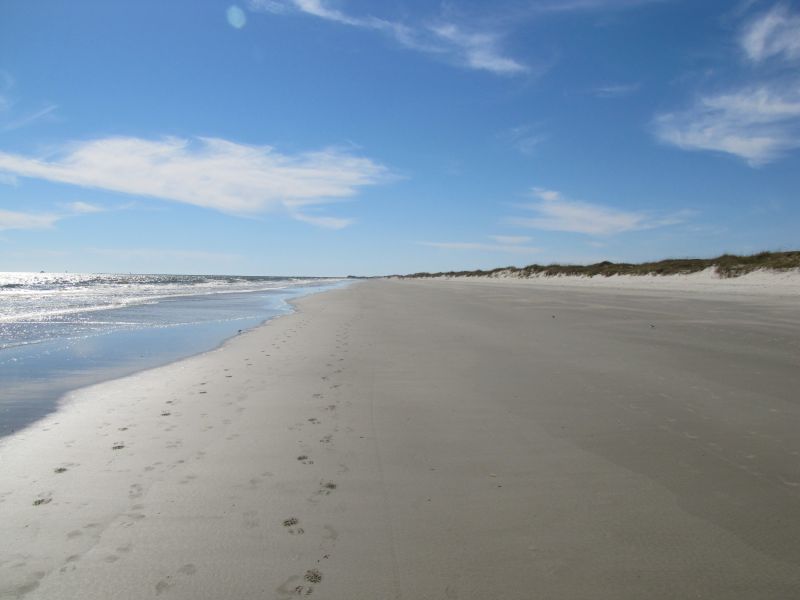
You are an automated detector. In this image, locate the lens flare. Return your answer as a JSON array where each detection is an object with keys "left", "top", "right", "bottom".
[{"left": 226, "top": 5, "right": 247, "bottom": 29}]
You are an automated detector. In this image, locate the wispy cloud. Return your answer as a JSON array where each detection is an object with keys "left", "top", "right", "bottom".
[
  {"left": 0, "top": 136, "right": 389, "bottom": 227},
  {"left": 289, "top": 210, "right": 354, "bottom": 229},
  {"left": 653, "top": 82, "right": 800, "bottom": 165},
  {"left": 427, "top": 23, "right": 528, "bottom": 75},
  {"left": 488, "top": 235, "right": 532, "bottom": 244},
  {"left": 507, "top": 187, "right": 684, "bottom": 235},
  {"left": 591, "top": 82, "right": 641, "bottom": 98},
  {"left": 0, "top": 201, "right": 111, "bottom": 232},
  {"left": 499, "top": 124, "right": 547, "bottom": 155},
  {"left": 66, "top": 201, "right": 105, "bottom": 214},
  {"left": 654, "top": 3, "right": 800, "bottom": 166},
  {"left": 525, "top": 0, "right": 669, "bottom": 13},
  {"left": 248, "top": 0, "right": 528, "bottom": 75},
  {"left": 0, "top": 209, "right": 61, "bottom": 231},
  {"left": 419, "top": 236, "right": 540, "bottom": 254},
  {"left": 0, "top": 173, "right": 18, "bottom": 186},
  {"left": 740, "top": 3, "right": 800, "bottom": 63},
  {"left": 1, "top": 104, "right": 58, "bottom": 132}
]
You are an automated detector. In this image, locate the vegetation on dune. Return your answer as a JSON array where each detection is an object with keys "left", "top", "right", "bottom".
[{"left": 397, "top": 251, "right": 800, "bottom": 279}]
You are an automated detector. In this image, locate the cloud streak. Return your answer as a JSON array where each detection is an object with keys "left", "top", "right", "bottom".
[
  {"left": 1, "top": 104, "right": 58, "bottom": 132},
  {"left": 0, "top": 136, "right": 389, "bottom": 227},
  {"left": 248, "top": 0, "right": 528, "bottom": 75},
  {"left": 507, "top": 187, "right": 683, "bottom": 235},
  {"left": 653, "top": 82, "right": 800, "bottom": 165}
]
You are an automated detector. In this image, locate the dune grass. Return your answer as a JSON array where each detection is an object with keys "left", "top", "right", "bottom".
[{"left": 398, "top": 251, "right": 800, "bottom": 279}]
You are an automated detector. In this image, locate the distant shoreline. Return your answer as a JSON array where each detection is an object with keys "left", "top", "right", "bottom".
[{"left": 395, "top": 250, "right": 800, "bottom": 280}]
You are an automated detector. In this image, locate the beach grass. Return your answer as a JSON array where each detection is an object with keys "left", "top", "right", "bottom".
[{"left": 399, "top": 250, "right": 800, "bottom": 279}]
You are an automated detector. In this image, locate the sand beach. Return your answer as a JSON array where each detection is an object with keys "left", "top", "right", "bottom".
[{"left": 2, "top": 278, "right": 800, "bottom": 599}]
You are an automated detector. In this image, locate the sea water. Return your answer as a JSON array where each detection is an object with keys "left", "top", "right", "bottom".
[{"left": 0, "top": 272, "right": 346, "bottom": 436}]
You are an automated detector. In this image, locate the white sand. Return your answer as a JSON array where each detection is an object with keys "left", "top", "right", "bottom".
[
  {"left": 2, "top": 280, "right": 800, "bottom": 599},
  {"left": 426, "top": 267, "right": 800, "bottom": 296}
]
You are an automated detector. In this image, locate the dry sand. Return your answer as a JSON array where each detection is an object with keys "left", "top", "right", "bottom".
[{"left": 2, "top": 279, "right": 800, "bottom": 599}]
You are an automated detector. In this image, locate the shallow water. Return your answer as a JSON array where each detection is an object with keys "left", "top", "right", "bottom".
[{"left": 0, "top": 274, "right": 345, "bottom": 437}]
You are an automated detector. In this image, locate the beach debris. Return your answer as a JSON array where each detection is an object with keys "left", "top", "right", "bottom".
[
  {"left": 112, "top": 443, "right": 125, "bottom": 450},
  {"left": 33, "top": 497, "right": 52, "bottom": 506},
  {"left": 283, "top": 517, "right": 299, "bottom": 527},
  {"left": 54, "top": 467, "right": 68, "bottom": 474}
]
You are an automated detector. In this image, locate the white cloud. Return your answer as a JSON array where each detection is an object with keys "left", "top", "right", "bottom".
[
  {"left": 428, "top": 24, "right": 528, "bottom": 75},
  {"left": 653, "top": 82, "right": 800, "bottom": 165},
  {"left": 420, "top": 237, "right": 540, "bottom": 254},
  {"left": 507, "top": 187, "right": 683, "bottom": 235},
  {"left": 290, "top": 211, "right": 354, "bottom": 229},
  {"left": 248, "top": 0, "right": 527, "bottom": 75},
  {"left": 740, "top": 3, "right": 800, "bottom": 63},
  {"left": 0, "top": 209, "right": 60, "bottom": 231},
  {"left": 67, "top": 201, "right": 105, "bottom": 214},
  {"left": 0, "top": 136, "right": 389, "bottom": 227}
]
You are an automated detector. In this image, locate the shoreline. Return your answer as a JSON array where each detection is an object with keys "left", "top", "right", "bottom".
[
  {"left": 2, "top": 280, "right": 799, "bottom": 598},
  {"left": 0, "top": 281, "right": 348, "bottom": 439}
]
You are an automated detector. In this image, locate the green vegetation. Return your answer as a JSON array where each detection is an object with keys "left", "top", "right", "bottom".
[{"left": 398, "top": 251, "right": 800, "bottom": 279}]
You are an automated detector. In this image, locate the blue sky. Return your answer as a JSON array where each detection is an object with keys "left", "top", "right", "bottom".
[{"left": 0, "top": 0, "right": 798, "bottom": 276}]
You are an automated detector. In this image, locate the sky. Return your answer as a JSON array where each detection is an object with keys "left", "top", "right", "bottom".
[{"left": 0, "top": 0, "right": 799, "bottom": 276}]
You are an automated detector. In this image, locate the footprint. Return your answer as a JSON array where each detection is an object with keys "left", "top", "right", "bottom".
[
  {"left": 282, "top": 517, "right": 304, "bottom": 535},
  {"left": 316, "top": 481, "right": 337, "bottom": 496},
  {"left": 129, "top": 483, "right": 144, "bottom": 499},
  {"left": 304, "top": 569, "right": 322, "bottom": 584}
]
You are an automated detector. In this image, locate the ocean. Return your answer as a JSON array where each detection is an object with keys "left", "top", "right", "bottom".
[{"left": 0, "top": 272, "right": 346, "bottom": 437}]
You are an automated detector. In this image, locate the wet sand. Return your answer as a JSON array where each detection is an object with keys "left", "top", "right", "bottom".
[{"left": 2, "top": 279, "right": 800, "bottom": 598}]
